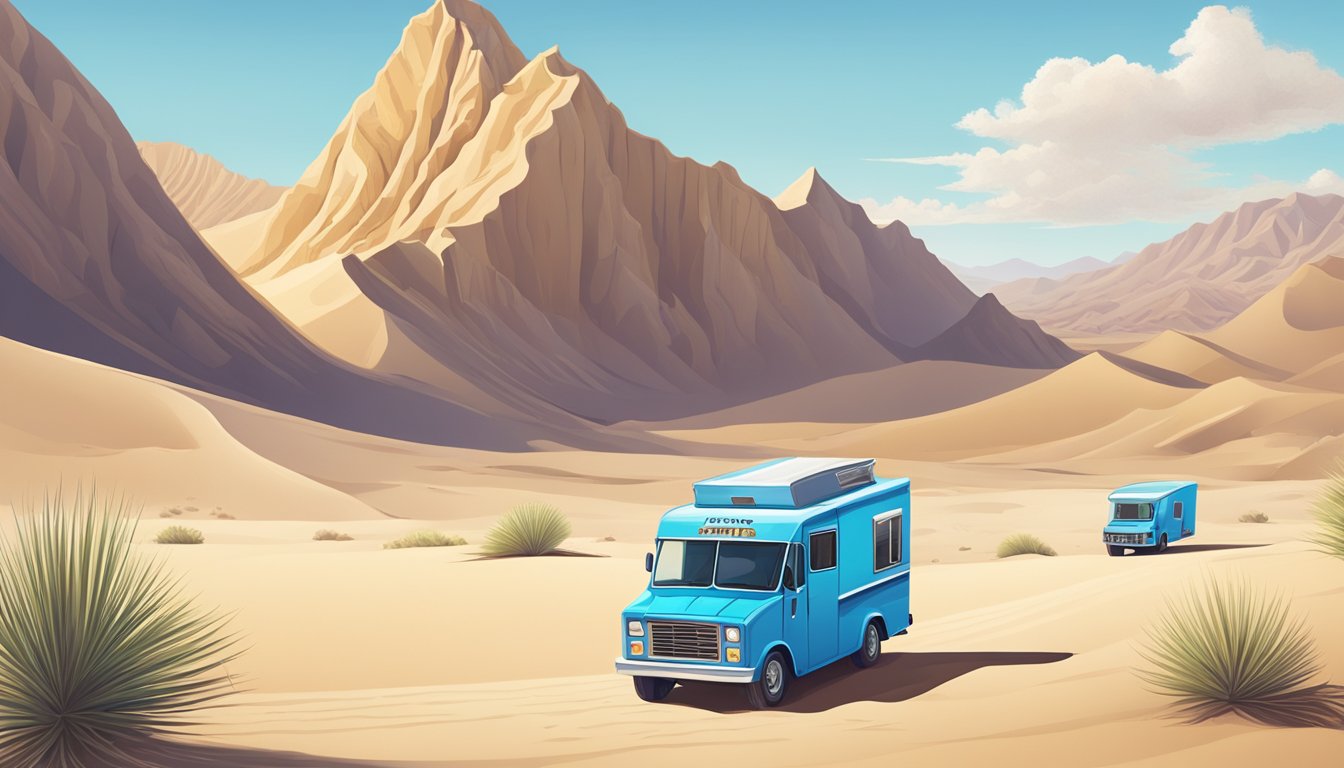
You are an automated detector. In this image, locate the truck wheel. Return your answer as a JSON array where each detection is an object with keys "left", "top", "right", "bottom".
[
  {"left": 1106, "top": 545, "right": 1125, "bottom": 557},
  {"left": 632, "top": 676, "right": 675, "bottom": 702},
  {"left": 852, "top": 620, "right": 882, "bottom": 668},
  {"left": 1156, "top": 534, "right": 1168, "bottom": 553},
  {"left": 745, "top": 651, "right": 789, "bottom": 709}
]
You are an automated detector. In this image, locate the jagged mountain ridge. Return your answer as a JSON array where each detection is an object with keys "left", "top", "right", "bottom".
[
  {"left": 222, "top": 0, "right": 1072, "bottom": 422},
  {"left": 0, "top": 0, "right": 633, "bottom": 450}
]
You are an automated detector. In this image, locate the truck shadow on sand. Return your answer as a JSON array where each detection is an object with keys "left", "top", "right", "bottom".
[
  {"left": 666, "top": 650, "right": 1073, "bottom": 714},
  {"left": 1157, "top": 543, "right": 1270, "bottom": 555}
]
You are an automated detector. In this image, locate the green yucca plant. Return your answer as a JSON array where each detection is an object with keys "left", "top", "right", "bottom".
[
  {"left": 383, "top": 530, "right": 466, "bottom": 549},
  {"left": 1137, "top": 577, "right": 1333, "bottom": 724},
  {"left": 996, "top": 533, "right": 1057, "bottom": 558},
  {"left": 0, "top": 490, "right": 240, "bottom": 767},
  {"left": 482, "top": 503, "right": 571, "bottom": 556},
  {"left": 155, "top": 525, "right": 204, "bottom": 545},
  {"left": 1311, "top": 465, "right": 1344, "bottom": 560}
]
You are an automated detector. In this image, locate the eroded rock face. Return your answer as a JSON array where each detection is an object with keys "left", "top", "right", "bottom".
[
  {"left": 0, "top": 0, "right": 591, "bottom": 450},
  {"left": 239, "top": 1, "right": 1050, "bottom": 421}
]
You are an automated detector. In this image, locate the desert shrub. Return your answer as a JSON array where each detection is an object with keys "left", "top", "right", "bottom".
[
  {"left": 155, "top": 525, "right": 204, "bottom": 545},
  {"left": 1312, "top": 467, "right": 1344, "bottom": 560},
  {"left": 383, "top": 530, "right": 466, "bottom": 549},
  {"left": 1239, "top": 511, "right": 1270, "bottom": 524},
  {"left": 0, "top": 491, "right": 239, "bottom": 766},
  {"left": 996, "top": 533, "right": 1057, "bottom": 558},
  {"left": 1137, "top": 577, "right": 1329, "bottom": 723},
  {"left": 482, "top": 503, "right": 572, "bottom": 556},
  {"left": 314, "top": 529, "right": 354, "bottom": 542},
  {"left": 958, "top": 546, "right": 972, "bottom": 551},
  {"left": 212, "top": 511, "right": 236, "bottom": 520}
]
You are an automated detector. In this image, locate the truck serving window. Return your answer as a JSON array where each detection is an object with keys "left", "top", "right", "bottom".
[
  {"left": 1114, "top": 503, "right": 1154, "bottom": 520},
  {"left": 652, "top": 540, "right": 715, "bottom": 587},
  {"left": 873, "top": 510, "right": 903, "bottom": 572},
  {"left": 810, "top": 530, "right": 836, "bottom": 571}
]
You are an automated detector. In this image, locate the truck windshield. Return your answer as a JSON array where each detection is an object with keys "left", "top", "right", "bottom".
[
  {"left": 652, "top": 540, "right": 788, "bottom": 591},
  {"left": 1114, "top": 502, "right": 1154, "bottom": 520}
]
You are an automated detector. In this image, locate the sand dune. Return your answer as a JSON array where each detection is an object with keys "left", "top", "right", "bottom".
[
  {"left": 1124, "top": 330, "right": 1291, "bottom": 384},
  {"left": 1208, "top": 257, "right": 1344, "bottom": 373},
  {"left": 138, "top": 141, "right": 284, "bottom": 230},
  {"left": 0, "top": 337, "right": 376, "bottom": 520},
  {"left": 664, "top": 353, "right": 1198, "bottom": 461},
  {"left": 631, "top": 361, "right": 1049, "bottom": 428}
]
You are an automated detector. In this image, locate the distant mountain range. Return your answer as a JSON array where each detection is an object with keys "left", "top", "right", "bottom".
[
  {"left": 946, "top": 254, "right": 1126, "bottom": 294},
  {"left": 996, "top": 193, "right": 1344, "bottom": 335}
]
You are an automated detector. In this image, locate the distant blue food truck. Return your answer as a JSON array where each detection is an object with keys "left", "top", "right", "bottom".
[
  {"left": 1102, "top": 481, "right": 1197, "bottom": 556},
  {"left": 615, "top": 458, "right": 911, "bottom": 708}
]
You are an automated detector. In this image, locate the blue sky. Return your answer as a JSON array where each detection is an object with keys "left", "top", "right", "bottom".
[{"left": 14, "top": 1, "right": 1344, "bottom": 266}]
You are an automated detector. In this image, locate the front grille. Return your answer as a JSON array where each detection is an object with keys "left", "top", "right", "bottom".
[
  {"left": 1104, "top": 532, "right": 1148, "bottom": 545},
  {"left": 648, "top": 621, "right": 720, "bottom": 661}
]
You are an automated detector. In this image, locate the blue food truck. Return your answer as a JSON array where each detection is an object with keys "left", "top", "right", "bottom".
[
  {"left": 1102, "top": 481, "right": 1197, "bottom": 556},
  {"left": 615, "top": 458, "right": 912, "bottom": 708}
]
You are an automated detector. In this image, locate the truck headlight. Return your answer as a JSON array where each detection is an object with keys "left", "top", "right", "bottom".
[
  {"left": 724, "top": 626, "right": 741, "bottom": 643},
  {"left": 627, "top": 620, "right": 644, "bottom": 637}
]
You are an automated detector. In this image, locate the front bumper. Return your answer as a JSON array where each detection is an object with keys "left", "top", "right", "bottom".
[{"left": 614, "top": 657, "right": 755, "bottom": 683}]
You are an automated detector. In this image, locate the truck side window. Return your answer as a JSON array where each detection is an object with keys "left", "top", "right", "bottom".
[
  {"left": 809, "top": 530, "right": 836, "bottom": 571},
  {"left": 1174, "top": 502, "right": 1183, "bottom": 519},
  {"left": 873, "top": 510, "right": 903, "bottom": 572}
]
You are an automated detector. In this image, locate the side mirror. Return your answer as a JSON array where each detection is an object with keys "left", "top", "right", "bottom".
[
  {"left": 782, "top": 565, "right": 795, "bottom": 591},
  {"left": 644, "top": 552, "right": 653, "bottom": 573}
]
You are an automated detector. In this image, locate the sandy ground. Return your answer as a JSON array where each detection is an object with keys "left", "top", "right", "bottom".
[
  {"left": 5, "top": 338, "right": 1344, "bottom": 765},
  {"left": 144, "top": 479, "right": 1344, "bottom": 767}
]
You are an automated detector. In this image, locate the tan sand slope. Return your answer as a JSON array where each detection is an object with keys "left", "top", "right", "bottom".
[
  {"left": 997, "top": 193, "right": 1344, "bottom": 334},
  {"left": 1207, "top": 256, "right": 1344, "bottom": 374},
  {"left": 0, "top": 337, "right": 376, "bottom": 520},
  {"left": 155, "top": 479, "right": 1341, "bottom": 767},
  {"left": 628, "top": 360, "right": 1050, "bottom": 429},
  {"left": 208, "top": 0, "right": 1076, "bottom": 423},
  {"left": 666, "top": 353, "right": 1199, "bottom": 461},
  {"left": 137, "top": 141, "right": 285, "bottom": 230},
  {"left": 1125, "top": 330, "right": 1291, "bottom": 385}
]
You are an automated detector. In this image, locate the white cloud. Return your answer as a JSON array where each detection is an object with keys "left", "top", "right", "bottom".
[{"left": 867, "top": 6, "right": 1344, "bottom": 226}]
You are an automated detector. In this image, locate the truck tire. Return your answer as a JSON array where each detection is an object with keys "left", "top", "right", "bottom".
[
  {"left": 745, "top": 651, "right": 789, "bottom": 709},
  {"left": 852, "top": 620, "right": 882, "bottom": 668},
  {"left": 1156, "top": 534, "right": 1168, "bottom": 553},
  {"left": 632, "top": 676, "right": 675, "bottom": 702},
  {"left": 1106, "top": 545, "right": 1125, "bottom": 557}
]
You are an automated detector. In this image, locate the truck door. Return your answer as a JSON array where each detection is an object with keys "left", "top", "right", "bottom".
[
  {"left": 781, "top": 542, "right": 810, "bottom": 673},
  {"left": 805, "top": 524, "right": 839, "bottom": 666}
]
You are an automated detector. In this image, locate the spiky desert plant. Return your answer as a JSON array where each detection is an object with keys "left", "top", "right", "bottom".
[
  {"left": 383, "top": 530, "right": 466, "bottom": 549},
  {"left": 1137, "top": 577, "right": 1326, "bottom": 723},
  {"left": 1312, "top": 465, "right": 1344, "bottom": 560},
  {"left": 482, "top": 503, "right": 572, "bottom": 556},
  {"left": 154, "top": 525, "right": 204, "bottom": 545},
  {"left": 0, "top": 490, "right": 240, "bottom": 767},
  {"left": 1239, "top": 511, "right": 1270, "bottom": 524},
  {"left": 995, "top": 533, "right": 1057, "bottom": 558},
  {"left": 313, "top": 529, "right": 354, "bottom": 542}
]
